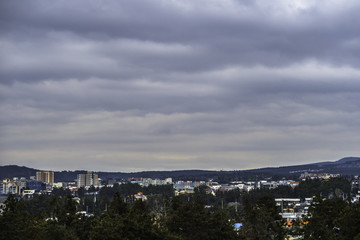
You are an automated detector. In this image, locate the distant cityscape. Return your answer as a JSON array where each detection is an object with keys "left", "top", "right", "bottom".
[
  {"left": 1, "top": 160, "right": 360, "bottom": 240},
  {"left": 2, "top": 167, "right": 360, "bottom": 222}
]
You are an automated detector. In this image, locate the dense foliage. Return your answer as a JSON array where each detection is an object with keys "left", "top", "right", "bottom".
[
  {"left": 1, "top": 178, "right": 359, "bottom": 239},
  {"left": 0, "top": 193, "right": 238, "bottom": 240}
]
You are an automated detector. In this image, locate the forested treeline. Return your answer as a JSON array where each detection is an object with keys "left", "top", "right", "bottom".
[
  {"left": 302, "top": 196, "right": 360, "bottom": 240},
  {"left": 1, "top": 178, "right": 359, "bottom": 239},
  {"left": 0, "top": 192, "right": 238, "bottom": 240},
  {"left": 1, "top": 192, "right": 360, "bottom": 239}
]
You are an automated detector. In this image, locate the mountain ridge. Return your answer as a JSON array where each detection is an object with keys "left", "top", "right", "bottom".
[{"left": 1, "top": 157, "right": 359, "bottom": 182}]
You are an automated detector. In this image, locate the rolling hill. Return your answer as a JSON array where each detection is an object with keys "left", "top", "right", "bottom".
[{"left": 1, "top": 157, "right": 359, "bottom": 182}]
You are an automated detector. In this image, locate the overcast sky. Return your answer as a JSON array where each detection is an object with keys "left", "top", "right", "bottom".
[{"left": 1, "top": 0, "right": 360, "bottom": 172}]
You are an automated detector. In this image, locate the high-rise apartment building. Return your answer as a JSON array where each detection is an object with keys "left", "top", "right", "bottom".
[
  {"left": 77, "top": 174, "right": 86, "bottom": 188},
  {"left": 36, "top": 171, "right": 54, "bottom": 184},
  {"left": 77, "top": 171, "right": 98, "bottom": 188}
]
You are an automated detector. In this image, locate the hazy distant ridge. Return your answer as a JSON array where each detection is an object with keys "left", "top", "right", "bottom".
[{"left": 1, "top": 157, "right": 359, "bottom": 181}]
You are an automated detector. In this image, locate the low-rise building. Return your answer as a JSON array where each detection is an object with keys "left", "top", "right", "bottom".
[{"left": 275, "top": 198, "right": 313, "bottom": 220}]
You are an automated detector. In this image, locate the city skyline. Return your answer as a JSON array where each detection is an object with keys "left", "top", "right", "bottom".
[{"left": 1, "top": 1, "right": 360, "bottom": 171}]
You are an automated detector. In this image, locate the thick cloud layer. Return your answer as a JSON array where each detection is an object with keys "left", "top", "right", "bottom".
[{"left": 1, "top": 0, "right": 360, "bottom": 171}]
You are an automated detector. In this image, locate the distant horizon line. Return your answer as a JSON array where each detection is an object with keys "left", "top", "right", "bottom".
[{"left": 2, "top": 156, "right": 359, "bottom": 173}]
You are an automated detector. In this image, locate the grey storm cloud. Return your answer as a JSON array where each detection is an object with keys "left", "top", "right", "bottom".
[
  {"left": 1, "top": 0, "right": 360, "bottom": 171},
  {"left": 2, "top": 0, "right": 360, "bottom": 82}
]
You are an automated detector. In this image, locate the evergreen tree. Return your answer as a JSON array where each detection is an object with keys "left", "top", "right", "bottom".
[
  {"left": 90, "top": 192, "right": 129, "bottom": 240},
  {"left": 166, "top": 195, "right": 238, "bottom": 240},
  {"left": 0, "top": 194, "right": 30, "bottom": 240},
  {"left": 240, "top": 196, "right": 284, "bottom": 240},
  {"left": 302, "top": 196, "right": 347, "bottom": 239},
  {"left": 335, "top": 202, "right": 360, "bottom": 240},
  {"left": 57, "top": 194, "right": 78, "bottom": 227}
]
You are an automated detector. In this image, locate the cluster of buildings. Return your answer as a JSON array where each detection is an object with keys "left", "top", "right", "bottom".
[
  {"left": 299, "top": 172, "right": 340, "bottom": 181},
  {"left": 108, "top": 177, "right": 302, "bottom": 196},
  {"left": 120, "top": 178, "right": 300, "bottom": 196},
  {"left": 275, "top": 198, "right": 313, "bottom": 220},
  {"left": 1, "top": 169, "right": 360, "bottom": 208},
  {"left": 127, "top": 177, "right": 173, "bottom": 187},
  {"left": 2, "top": 168, "right": 359, "bottom": 231},
  {"left": 0, "top": 170, "right": 100, "bottom": 196},
  {"left": 171, "top": 179, "right": 301, "bottom": 195},
  {"left": 1, "top": 171, "right": 54, "bottom": 196}
]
